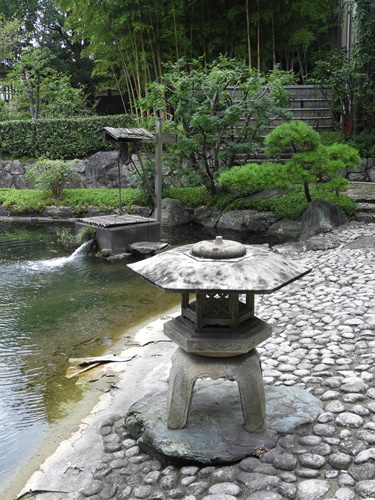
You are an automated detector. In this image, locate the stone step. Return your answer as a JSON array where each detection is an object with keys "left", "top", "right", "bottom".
[
  {"left": 347, "top": 182, "right": 375, "bottom": 202},
  {"left": 356, "top": 202, "right": 375, "bottom": 212}
]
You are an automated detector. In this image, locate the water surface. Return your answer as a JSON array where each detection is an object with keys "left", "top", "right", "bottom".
[{"left": 0, "top": 223, "right": 177, "bottom": 489}]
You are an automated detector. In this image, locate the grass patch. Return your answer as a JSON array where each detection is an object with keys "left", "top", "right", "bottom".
[
  {"left": 62, "top": 189, "right": 149, "bottom": 212},
  {"left": 163, "top": 186, "right": 209, "bottom": 207},
  {"left": 0, "top": 186, "right": 357, "bottom": 219},
  {"left": 0, "top": 188, "right": 50, "bottom": 213},
  {"left": 0, "top": 188, "right": 150, "bottom": 214}
]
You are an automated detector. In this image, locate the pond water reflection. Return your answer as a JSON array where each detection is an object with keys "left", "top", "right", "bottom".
[
  {"left": 0, "top": 222, "right": 178, "bottom": 488},
  {"left": 0, "top": 221, "right": 285, "bottom": 490}
]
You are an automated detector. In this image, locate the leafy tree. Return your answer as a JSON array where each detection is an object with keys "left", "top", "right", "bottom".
[
  {"left": 35, "top": 0, "right": 93, "bottom": 90},
  {"left": 5, "top": 46, "right": 55, "bottom": 119},
  {"left": 2, "top": 46, "right": 94, "bottom": 119},
  {"left": 0, "top": 0, "right": 40, "bottom": 35},
  {"left": 310, "top": 0, "right": 375, "bottom": 134},
  {"left": 37, "top": 74, "right": 94, "bottom": 118},
  {"left": 311, "top": 49, "right": 374, "bottom": 135},
  {"left": 264, "top": 120, "right": 321, "bottom": 156},
  {"left": 0, "top": 15, "right": 23, "bottom": 62},
  {"left": 140, "top": 57, "right": 293, "bottom": 195},
  {"left": 0, "top": 0, "right": 94, "bottom": 117}
]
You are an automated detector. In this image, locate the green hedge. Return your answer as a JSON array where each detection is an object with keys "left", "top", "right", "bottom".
[{"left": 0, "top": 115, "right": 136, "bottom": 160}]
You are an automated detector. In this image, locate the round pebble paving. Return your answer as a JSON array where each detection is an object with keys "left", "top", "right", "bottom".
[{"left": 76, "top": 222, "right": 375, "bottom": 500}]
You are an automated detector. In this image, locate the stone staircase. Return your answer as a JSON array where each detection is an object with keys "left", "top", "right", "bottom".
[
  {"left": 347, "top": 182, "right": 375, "bottom": 222},
  {"left": 281, "top": 85, "right": 334, "bottom": 132}
]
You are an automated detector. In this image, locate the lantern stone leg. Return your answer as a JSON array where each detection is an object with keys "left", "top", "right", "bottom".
[{"left": 167, "top": 348, "right": 266, "bottom": 432}]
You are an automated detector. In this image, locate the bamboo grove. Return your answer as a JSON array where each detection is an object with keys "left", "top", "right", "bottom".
[{"left": 55, "top": 0, "right": 340, "bottom": 115}]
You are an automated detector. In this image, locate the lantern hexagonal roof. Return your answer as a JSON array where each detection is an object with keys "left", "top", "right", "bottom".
[{"left": 128, "top": 237, "right": 311, "bottom": 294}]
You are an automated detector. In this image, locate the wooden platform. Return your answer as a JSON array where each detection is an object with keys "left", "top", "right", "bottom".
[
  {"left": 76, "top": 214, "right": 160, "bottom": 255},
  {"left": 77, "top": 214, "right": 156, "bottom": 228}
]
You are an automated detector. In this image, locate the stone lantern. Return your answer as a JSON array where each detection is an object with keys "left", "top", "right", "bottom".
[{"left": 128, "top": 236, "right": 312, "bottom": 435}]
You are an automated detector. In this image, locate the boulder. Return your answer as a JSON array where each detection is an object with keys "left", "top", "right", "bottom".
[
  {"left": 193, "top": 206, "right": 222, "bottom": 228},
  {"left": 69, "top": 160, "right": 86, "bottom": 188},
  {"left": 346, "top": 158, "right": 369, "bottom": 181},
  {"left": 267, "top": 219, "right": 301, "bottom": 241},
  {"left": 368, "top": 158, "right": 375, "bottom": 182},
  {"left": 304, "top": 235, "right": 341, "bottom": 251},
  {"left": 0, "top": 169, "right": 13, "bottom": 188},
  {"left": 84, "top": 151, "right": 136, "bottom": 188},
  {"left": 300, "top": 199, "right": 348, "bottom": 241},
  {"left": 344, "top": 236, "right": 375, "bottom": 249},
  {"left": 217, "top": 210, "right": 276, "bottom": 232},
  {"left": 160, "top": 198, "right": 192, "bottom": 226}
]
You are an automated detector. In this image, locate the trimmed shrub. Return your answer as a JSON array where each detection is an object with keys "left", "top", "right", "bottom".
[{"left": 0, "top": 114, "right": 136, "bottom": 159}]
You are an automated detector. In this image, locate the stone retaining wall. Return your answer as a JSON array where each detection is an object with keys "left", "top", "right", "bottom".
[
  {"left": 0, "top": 152, "right": 137, "bottom": 189},
  {"left": 0, "top": 152, "right": 374, "bottom": 189}
]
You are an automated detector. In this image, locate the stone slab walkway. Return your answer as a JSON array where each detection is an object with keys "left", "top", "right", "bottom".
[{"left": 18, "top": 221, "right": 375, "bottom": 500}]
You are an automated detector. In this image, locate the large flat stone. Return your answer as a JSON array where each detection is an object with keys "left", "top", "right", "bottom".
[{"left": 125, "top": 380, "right": 322, "bottom": 464}]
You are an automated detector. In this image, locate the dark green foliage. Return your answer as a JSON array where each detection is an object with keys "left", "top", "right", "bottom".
[
  {"left": 53, "top": 0, "right": 338, "bottom": 112},
  {"left": 310, "top": 49, "right": 375, "bottom": 135},
  {"left": 215, "top": 189, "right": 357, "bottom": 219},
  {"left": 319, "top": 131, "right": 347, "bottom": 146},
  {"left": 0, "top": 114, "right": 136, "bottom": 159},
  {"left": 163, "top": 187, "right": 209, "bottom": 207},
  {"left": 349, "top": 129, "right": 375, "bottom": 157},
  {"left": 218, "top": 162, "right": 292, "bottom": 197},
  {"left": 264, "top": 121, "right": 320, "bottom": 156},
  {"left": 310, "top": 0, "right": 375, "bottom": 135}
]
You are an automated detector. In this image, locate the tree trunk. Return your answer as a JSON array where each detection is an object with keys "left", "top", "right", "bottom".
[
  {"left": 271, "top": 1, "right": 276, "bottom": 68},
  {"left": 297, "top": 49, "right": 305, "bottom": 83},
  {"left": 172, "top": 0, "right": 179, "bottom": 59},
  {"left": 246, "top": 0, "right": 252, "bottom": 68},
  {"left": 304, "top": 181, "right": 312, "bottom": 203},
  {"left": 257, "top": 4, "right": 261, "bottom": 71}
]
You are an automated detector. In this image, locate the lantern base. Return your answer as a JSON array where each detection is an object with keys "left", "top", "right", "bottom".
[{"left": 125, "top": 381, "right": 323, "bottom": 465}]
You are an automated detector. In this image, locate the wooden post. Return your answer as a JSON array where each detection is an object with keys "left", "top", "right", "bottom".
[{"left": 155, "top": 118, "right": 163, "bottom": 223}]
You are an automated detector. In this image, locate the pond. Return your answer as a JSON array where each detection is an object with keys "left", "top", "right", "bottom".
[{"left": 0, "top": 221, "right": 284, "bottom": 493}]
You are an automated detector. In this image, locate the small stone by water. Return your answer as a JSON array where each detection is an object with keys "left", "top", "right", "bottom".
[{"left": 19, "top": 221, "right": 375, "bottom": 500}]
